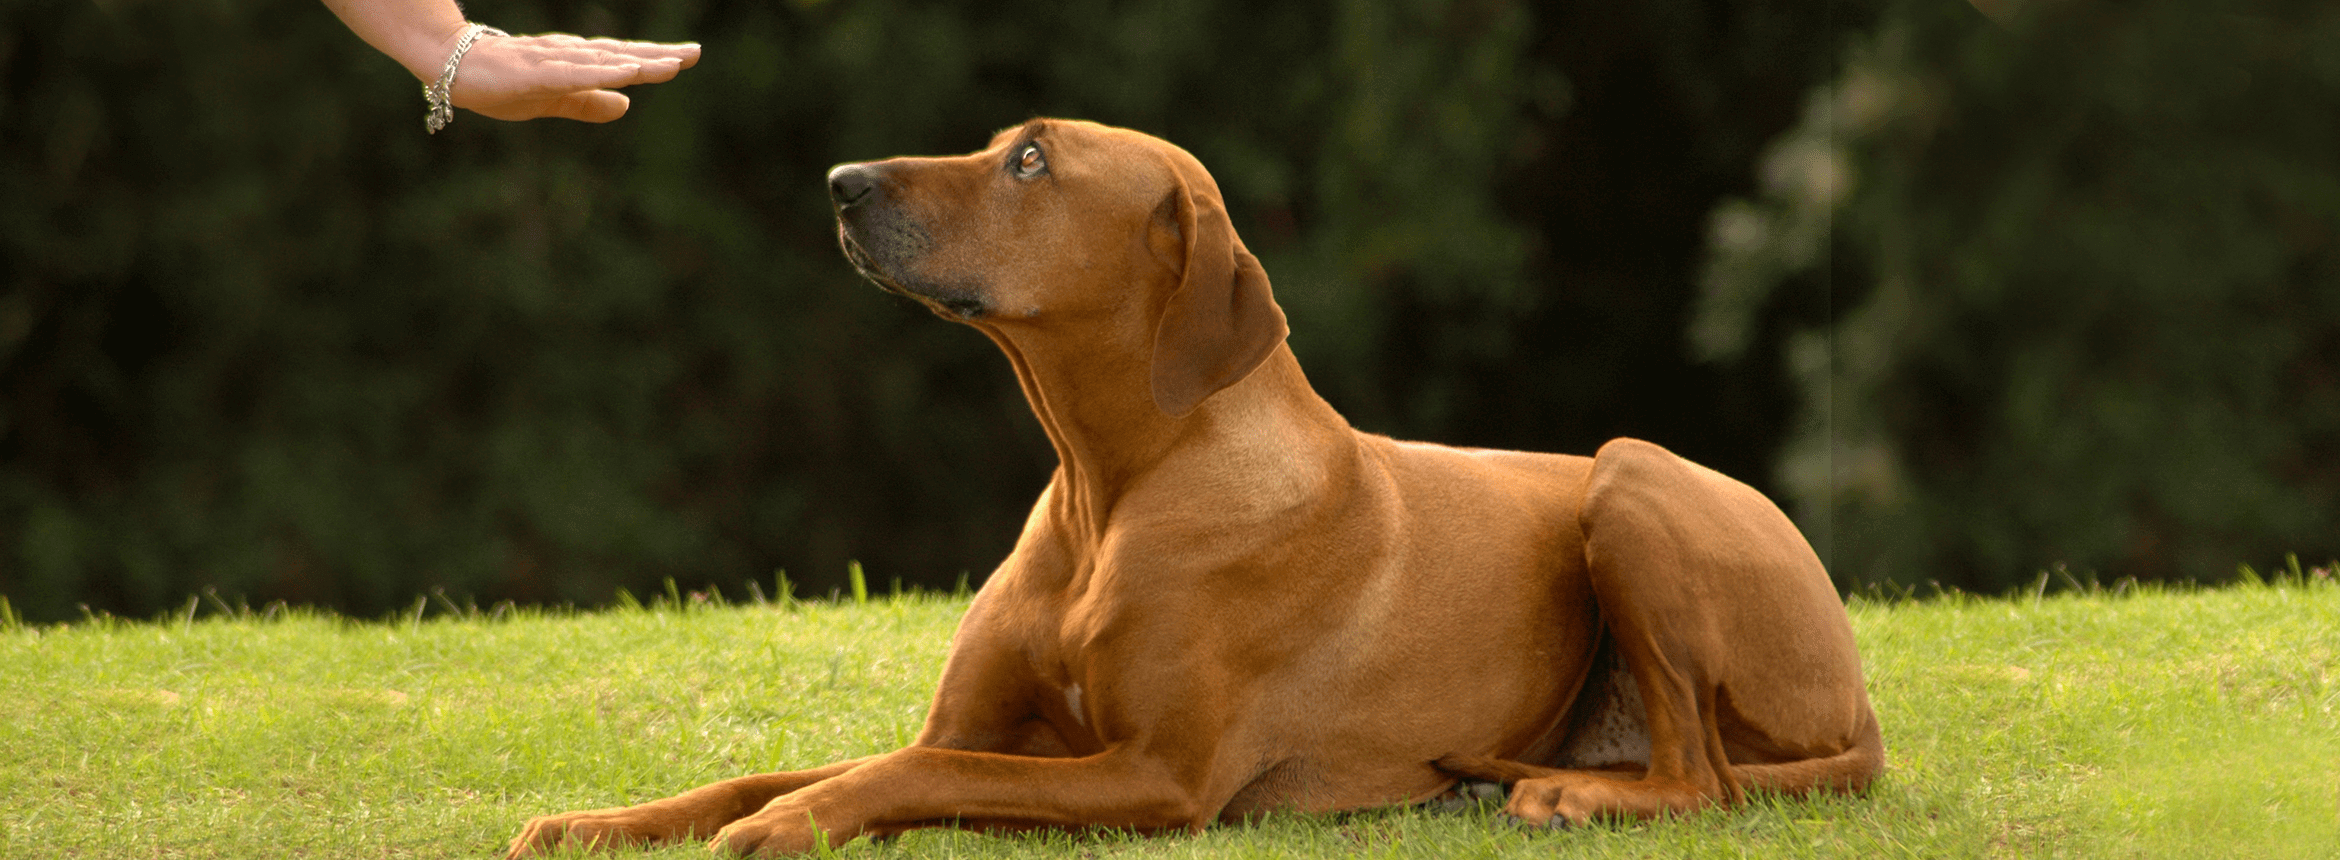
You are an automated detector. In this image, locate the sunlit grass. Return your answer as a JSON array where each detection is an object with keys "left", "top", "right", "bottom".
[{"left": 0, "top": 576, "right": 2332, "bottom": 858}]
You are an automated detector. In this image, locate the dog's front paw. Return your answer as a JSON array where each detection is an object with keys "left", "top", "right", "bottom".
[
  {"left": 708, "top": 806, "right": 831, "bottom": 857},
  {"left": 505, "top": 807, "right": 656, "bottom": 858}
]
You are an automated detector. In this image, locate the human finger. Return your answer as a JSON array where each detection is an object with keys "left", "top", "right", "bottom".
[
  {"left": 531, "top": 57, "right": 688, "bottom": 95},
  {"left": 589, "top": 55, "right": 689, "bottom": 87},
  {"left": 453, "top": 47, "right": 677, "bottom": 108},
  {"left": 506, "top": 33, "right": 700, "bottom": 69},
  {"left": 574, "top": 37, "right": 700, "bottom": 69},
  {"left": 482, "top": 42, "right": 692, "bottom": 90}
]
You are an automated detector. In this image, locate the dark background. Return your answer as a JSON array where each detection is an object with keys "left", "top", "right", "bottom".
[{"left": 4, "top": 0, "right": 2335, "bottom": 622}]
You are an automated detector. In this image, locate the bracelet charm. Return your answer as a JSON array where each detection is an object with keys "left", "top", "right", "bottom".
[{"left": 424, "top": 23, "right": 506, "bottom": 134}]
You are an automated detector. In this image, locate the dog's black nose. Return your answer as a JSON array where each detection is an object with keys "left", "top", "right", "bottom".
[{"left": 828, "top": 163, "right": 880, "bottom": 210}]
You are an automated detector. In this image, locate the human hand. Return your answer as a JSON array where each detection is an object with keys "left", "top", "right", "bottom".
[
  {"left": 323, "top": 0, "right": 703, "bottom": 126},
  {"left": 442, "top": 30, "right": 700, "bottom": 123}
]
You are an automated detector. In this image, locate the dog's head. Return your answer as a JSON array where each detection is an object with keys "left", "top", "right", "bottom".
[{"left": 827, "top": 119, "right": 1287, "bottom": 417}]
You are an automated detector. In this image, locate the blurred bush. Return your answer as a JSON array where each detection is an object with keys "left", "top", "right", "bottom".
[
  {"left": 1698, "top": 0, "right": 2340, "bottom": 590},
  {"left": 2, "top": 0, "right": 1852, "bottom": 621}
]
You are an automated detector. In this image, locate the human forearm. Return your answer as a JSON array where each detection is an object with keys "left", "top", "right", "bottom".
[{"left": 320, "top": 0, "right": 469, "bottom": 82}]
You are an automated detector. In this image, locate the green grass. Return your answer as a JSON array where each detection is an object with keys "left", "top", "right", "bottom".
[{"left": 1, "top": 578, "right": 2333, "bottom": 859}]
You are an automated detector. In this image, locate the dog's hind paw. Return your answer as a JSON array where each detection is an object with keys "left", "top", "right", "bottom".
[{"left": 1421, "top": 778, "right": 1507, "bottom": 814}]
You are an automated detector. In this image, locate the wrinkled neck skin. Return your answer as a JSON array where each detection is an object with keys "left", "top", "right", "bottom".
[{"left": 970, "top": 316, "right": 1345, "bottom": 544}]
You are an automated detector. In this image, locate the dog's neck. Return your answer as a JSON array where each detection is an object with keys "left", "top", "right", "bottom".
[{"left": 976, "top": 327, "right": 1348, "bottom": 538}]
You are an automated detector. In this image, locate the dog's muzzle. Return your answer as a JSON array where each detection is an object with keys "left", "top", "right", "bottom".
[
  {"left": 826, "top": 162, "right": 987, "bottom": 319},
  {"left": 826, "top": 162, "right": 917, "bottom": 292}
]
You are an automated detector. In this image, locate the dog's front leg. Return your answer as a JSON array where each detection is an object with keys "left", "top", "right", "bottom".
[
  {"left": 505, "top": 756, "right": 877, "bottom": 858},
  {"left": 710, "top": 746, "right": 1210, "bottom": 856}
]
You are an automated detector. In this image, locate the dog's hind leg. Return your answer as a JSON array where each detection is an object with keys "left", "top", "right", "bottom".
[{"left": 1443, "top": 438, "right": 1881, "bottom": 827}]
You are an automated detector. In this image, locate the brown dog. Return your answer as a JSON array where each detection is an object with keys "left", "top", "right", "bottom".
[{"left": 505, "top": 119, "right": 1883, "bottom": 858}]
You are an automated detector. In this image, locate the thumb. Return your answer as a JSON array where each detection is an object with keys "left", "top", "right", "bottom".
[
  {"left": 470, "top": 90, "right": 631, "bottom": 123},
  {"left": 544, "top": 89, "right": 632, "bottom": 123},
  {"left": 556, "top": 89, "right": 631, "bottom": 123}
]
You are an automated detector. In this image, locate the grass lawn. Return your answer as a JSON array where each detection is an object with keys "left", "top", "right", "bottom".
[{"left": 0, "top": 576, "right": 2333, "bottom": 859}]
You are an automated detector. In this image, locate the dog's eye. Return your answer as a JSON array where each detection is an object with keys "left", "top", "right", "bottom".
[{"left": 1014, "top": 143, "right": 1046, "bottom": 177}]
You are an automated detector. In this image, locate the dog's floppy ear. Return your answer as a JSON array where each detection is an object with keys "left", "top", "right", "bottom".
[{"left": 1150, "top": 155, "right": 1288, "bottom": 418}]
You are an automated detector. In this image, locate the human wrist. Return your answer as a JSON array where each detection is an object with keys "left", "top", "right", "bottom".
[
  {"left": 423, "top": 22, "right": 504, "bottom": 132},
  {"left": 398, "top": 18, "right": 475, "bottom": 83}
]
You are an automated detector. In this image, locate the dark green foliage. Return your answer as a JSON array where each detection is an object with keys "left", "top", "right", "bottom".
[
  {"left": 1699, "top": 0, "right": 2340, "bottom": 590},
  {"left": 2, "top": 0, "right": 1853, "bottom": 621}
]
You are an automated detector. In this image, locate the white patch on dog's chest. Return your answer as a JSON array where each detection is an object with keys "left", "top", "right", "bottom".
[
  {"left": 1064, "top": 683, "right": 1086, "bottom": 727},
  {"left": 1557, "top": 659, "right": 1650, "bottom": 768}
]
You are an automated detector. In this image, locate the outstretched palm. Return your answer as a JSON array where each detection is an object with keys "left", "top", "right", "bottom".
[{"left": 447, "top": 31, "right": 699, "bottom": 123}]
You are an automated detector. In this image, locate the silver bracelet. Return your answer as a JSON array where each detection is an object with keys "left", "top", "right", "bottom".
[{"left": 423, "top": 23, "right": 506, "bottom": 134}]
